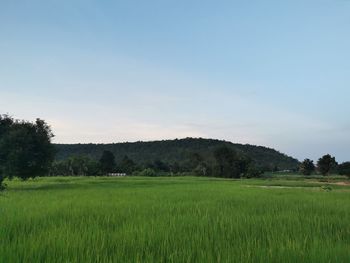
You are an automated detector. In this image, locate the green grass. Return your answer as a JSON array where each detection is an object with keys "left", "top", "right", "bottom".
[{"left": 1, "top": 176, "right": 350, "bottom": 263}]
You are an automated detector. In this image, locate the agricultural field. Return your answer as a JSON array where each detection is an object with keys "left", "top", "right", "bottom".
[{"left": 1, "top": 176, "right": 350, "bottom": 263}]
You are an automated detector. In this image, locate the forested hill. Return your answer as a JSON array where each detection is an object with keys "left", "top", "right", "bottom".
[{"left": 54, "top": 138, "right": 299, "bottom": 171}]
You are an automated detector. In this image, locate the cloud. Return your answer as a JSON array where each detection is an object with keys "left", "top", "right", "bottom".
[{"left": 50, "top": 119, "right": 205, "bottom": 143}]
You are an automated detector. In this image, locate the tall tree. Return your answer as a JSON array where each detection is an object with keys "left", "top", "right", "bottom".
[
  {"left": 338, "top": 162, "right": 350, "bottom": 177},
  {"left": 170, "top": 162, "right": 180, "bottom": 174},
  {"left": 317, "top": 154, "right": 337, "bottom": 176},
  {"left": 99, "top": 151, "right": 116, "bottom": 174},
  {"left": 213, "top": 146, "right": 240, "bottom": 178},
  {"left": 0, "top": 115, "right": 55, "bottom": 184},
  {"left": 183, "top": 152, "right": 208, "bottom": 176},
  {"left": 50, "top": 155, "right": 101, "bottom": 176},
  {"left": 118, "top": 155, "right": 136, "bottom": 174},
  {"left": 153, "top": 159, "right": 170, "bottom": 172},
  {"left": 299, "top": 159, "right": 315, "bottom": 176}
]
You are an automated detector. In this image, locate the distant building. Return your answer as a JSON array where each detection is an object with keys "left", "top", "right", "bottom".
[{"left": 107, "top": 173, "right": 126, "bottom": 177}]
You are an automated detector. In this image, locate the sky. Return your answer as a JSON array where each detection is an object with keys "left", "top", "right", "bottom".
[{"left": 0, "top": 0, "right": 349, "bottom": 162}]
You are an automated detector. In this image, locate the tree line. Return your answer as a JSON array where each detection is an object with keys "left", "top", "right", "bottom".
[
  {"left": 54, "top": 138, "right": 300, "bottom": 172},
  {"left": 299, "top": 156, "right": 350, "bottom": 176},
  {"left": 49, "top": 147, "right": 262, "bottom": 178},
  {"left": 1, "top": 115, "right": 350, "bottom": 190}
]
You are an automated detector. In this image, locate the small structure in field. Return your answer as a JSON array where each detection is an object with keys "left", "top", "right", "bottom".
[{"left": 108, "top": 173, "right": 126, "bottom": 177}]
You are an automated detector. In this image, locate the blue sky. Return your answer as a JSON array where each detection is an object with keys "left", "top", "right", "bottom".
[{"left": 0, "top": 0, "right": 349, "bottom": 162}]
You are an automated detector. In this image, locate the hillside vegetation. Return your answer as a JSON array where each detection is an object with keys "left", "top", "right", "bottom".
[{"left": 55, "top": 138, "right": 299, "bottom": 171}]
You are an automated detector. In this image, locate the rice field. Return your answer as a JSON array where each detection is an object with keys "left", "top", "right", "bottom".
[{"left": 1, "top": 176, "right": 350, "bottom": 263}]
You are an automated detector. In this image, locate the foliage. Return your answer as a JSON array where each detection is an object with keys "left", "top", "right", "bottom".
[
  {"left": 0, "top": 115, "right": 55, "bottom": 183},
  {"left": 118, "top": 155, "right": 137, "bottom": 175},
  {"left": 137, "top": 168, "right": 157, "bottom": 177},
  {"left": 212, "top": 146, "right": 256, "bottom": 178},
  {"left": 50, "top": 156, "right": 101, "bottom": 176},
  {"left": 54, "top": 138, "right": 300, "bottom": 172},
  {"left": 50, "top": 145, "right": 263, "bottom": 179},
  {"left": 213, "top": 146, "right": 240, "bottom": 178},
  {"left": 320, "top": 185, "right": 333, "bottom": 192},
  {"left": 99, "top": 151, "right": 116, "bottom": 174},
  {"left": 299, "top": 159, "right": 315, "bottom": 175},
  {"left": 50, "top": 153, "right": 140, "bottom": 176},
  {"left": 338, "top": 162, "right": 350, "bottom": 177},
  {"left": 244, "top": 165, "right": 263, "bottom": 178},
  {"left": 188, "top": 152, "right": 210, "bottom": 176},
  {"left": 317, "top": 154, "right": 337, "bottom": 176},
  {"left": 170, "top": 162, "right": 181, "bottom": 174},
  {"left": 146, "top": 159, "right": 170, "bottom": 172},
  {"left": 193, "top": 163, "right": 210, "bottom": 176},
  {"left": 0, "top": 175, "right": 5, "bottom": 191}
]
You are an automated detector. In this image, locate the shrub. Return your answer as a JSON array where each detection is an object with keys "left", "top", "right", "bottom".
[
  {"left": 139, "top": 168, "right": 157, "bottom": 177},
  {"left": 338, "top": 162, "right": 350, "bottom": 177},
  {"left": 244, "top": 166, "right": 263, "bottom": 178},
  {"left": 0, "top": 175, "right": 5, "bottom": 191},
  {"left": 321, "top": 185, "right": 332, "bottom": 192}
]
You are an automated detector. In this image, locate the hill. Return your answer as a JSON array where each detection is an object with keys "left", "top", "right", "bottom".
[{"left": 54, "top": 138, "right": 299, "bottom": 171}]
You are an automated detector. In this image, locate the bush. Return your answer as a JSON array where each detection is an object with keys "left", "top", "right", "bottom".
[
  {"left": 0, "top": 175, "right": 5, "bottom": 191},
  {"left": 321, "top": 185, "right": 332, "bottom": 192},
  {"left": 139, "top": 168, "right": 157, "bottom": 177},
  {"left": 338, "top": 162, "right": 350, "bottom": 177},
  {"left": 50, "top": 156, "right": 101, "bottom": 176},
  {"left": 244, "top": 166, "right": 263, "bottom": 178},
  {"left": 193, "top": 164, "right": 209, "bottom": 176}
]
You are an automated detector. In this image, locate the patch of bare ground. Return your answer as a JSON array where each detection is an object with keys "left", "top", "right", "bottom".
[
  {"left": 245, "top": 185, "right": 316, "bottom": 189},
  {"left": 246, "top": 180, "right": 350, "bottom": 191},
  {"left": 332, "top": 181, "right": 350, "bottom": 186}
]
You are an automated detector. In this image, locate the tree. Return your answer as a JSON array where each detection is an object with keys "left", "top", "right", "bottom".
[
  {"left": 317, "top": 154, "right": 337, "bottom": 176},
  {"left": 68, "top": 155, "right": 100, "bottom": 176},
  {"left": 50, "top": 155, "right": 101, "bottom": 176},
  {"left": 0, "top": 175, "right": 5, "bottom": 191},
  {"left": 193, "top": 162, "right": 209, "bottom": 176},
  {"left": 213, "top": 146, "right": 240, "bottom": 178},
  {"left": 245, "top": 165, "right": 263, "bottom": 178},
  {"left": 170, "top": 162, "right": 181, "bottom": 174},
  {"left": 118, "top": 155, "right": 136, "bottom": 174},
  {"left": 338, "top": 162, "right": 350, "bottom": 177},
  {"left": 138, "top": 168, "right": 157, "bottom": 177},
  {"left": 153, "top": 159, "right": 170, "bottom": 172},
  {"left": 99, "top": 151, "right": 116, "bottom": 174},
  {"left": 299, "top": 159, "right": 315, "bottom": 176},
  {"left": 0, "top": 115, "right": 55, "bottom": 185},
  {"left": 188, "top": 152, "right": 209, "bottom": 176}
]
